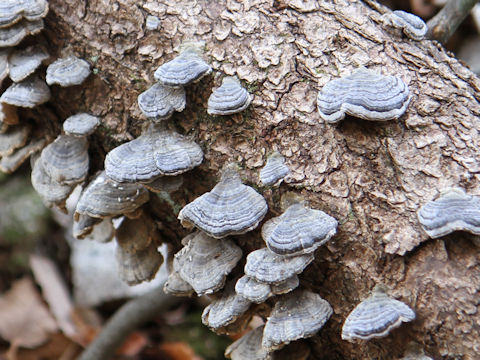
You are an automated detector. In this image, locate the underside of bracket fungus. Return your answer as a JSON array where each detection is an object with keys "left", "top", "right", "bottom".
[
  {"left": 8, "top": 45, "right": 48, "bottom": 82},
  {"left": 0, "top": 75, "right": 50, "bottom": 107},
  {"left": 259, "top": 152, "right": 289, "bottom": 186},
  {"left": 387, "top": 10, "right": 428, "bottom": 41},
  {"left": 115, "top": 213, "right": 159, "bottom": 254},
  {"left": 154, "top": 42, "right": 212, "bottom": 87},
  {"left": 262, "top": 289, "right": 333, "bottom": 351},
  {"left": 63, "top": 113, "right": 100, "bottom": 137},
  {"left": 178, "top": 165, "right": 268, "bottom": 238},
  {"left": 201, "top": 282, "right": 252, "bottom": 335},
  {"left": 138, "top": 82, "right": 186, "bottom": 120},
  {"left": 115, "top": 241, "right": 163, "bottom": 285},
  {"left": 316, "top": 67, "right": 410, "bottom": 123},
  {"left": 207, "top": 76, "right": 251, "bottom": 115},
  {"left": 341, "top": 285, "right": 415, "bottom": 341},
  {"left": 417, "top": 187, "right": 480, "bottom": 238},
  {"left": 0, "top": 0, "right": 48, "bottom": 28},
  {"left": 0, "top": 19, "right": 44, "bottom": 48},
  {"left": 46, "top": 56, "right": 91, "bottom": 86},
  {"left": 244, "top": 247, "right": 314, "bottom": 284},
  {"left": 224, "top": 325, "right": 268, "bottom": 360},
  {"left": 40, "top": 135, "right": 89, "bottom": 185},
  {"left": 164, "top": 270, "right": 195, "bottom": 297},
  {"left": 173, "top": 231, "right": 242, "bottom": 295},
  {"left": 262, "top": 202, "right": 337, "bottom": 256},
  {"left": 72, "top": 213, "right": 102, "bottom": 240},
  {"left": 142, "top": 174, "right": 183, "bottom": 193},
  {"left": 105, "top": 126, "right": 203, "bottom": 183},
  {"left": 31, "top": 154, "right": 73, "bottom": 210},
  {"left": 75, "top": 171, "right": 149, "bottom": 218}
]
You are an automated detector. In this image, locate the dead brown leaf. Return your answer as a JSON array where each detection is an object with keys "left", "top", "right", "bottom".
[
  {"left": 0, "top": 277, "right": 57, "bottom": 348},
  {"left": 158, "top": 342, "right": 203, "bottom": 360}
]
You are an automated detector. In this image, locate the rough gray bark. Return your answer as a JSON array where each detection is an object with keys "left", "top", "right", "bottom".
[{"left": 40, "top": 0, "right": 480, "bottom": 359}]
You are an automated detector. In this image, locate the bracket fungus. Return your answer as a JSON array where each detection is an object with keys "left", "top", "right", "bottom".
[
  {"left": 178, "top": 165, "right": 268, "bottom": 238},
  {"left": 0, "top": 19, "right": 44, "bottom": 48},
  {"left": 244, "top": 247, "right": 314, "bottom": 284},
  {"left": 115, "top": 241, "right": 163, "bottom": 285},
  {"left": 8, "top": 45, "right": 48, "bottom": 82},
  {"left": 138, "top": 82, "right": 186, "bottom": 121},
  {"left": 417, "top": 187, "right": 480, "bottom": 238},
  {"left": 0, "top": 0, "right": 48, "bottom": 28},
  {"left": 115, "top": 213, "right": 159, "bottom": 254},
  {"left": 341, "top": 285, "right": 415, "bottom": 341},
  {"left": 207, "top": 76, "right": 252, "bottom": 115},
  {"left": 154, "top": 42, "right": 212, "bottom": 87},
  {"left": 164, "top": 270, "right": 195, "bottom": 297},
  {"left": 46, "top": 56, "right": 91, "bottom": 86},
  {"left": 105, "top": 126, "right": 203, "bottom": 183},
  {"left": 387, "top": 10, "right": 428, "bottom": 41},
  {"left": 316, "top": 67, "right": 410, "bottom": 123},
  {"left": 145, "top": 15, "right": 160, "bottom": 31},
  {"left": 75, "top": 171, "right": 149, "bottom": 218},
  {"left": 40, "top": 135, "right": 89, "bottom": 185},
  {"left": 63, "top": 113, "right": 100, "bottom": 137},
  {"left": 0, "top": 137, "right": 45, "bottom": 173},
  {"left": 173, "top": 231, "right": 242, "bottom": 295},
  {"left": 201, "top": 282, "right": 252, "bottom": 334},
  {"left": 0, "top": 124, "right": 29, "bottom": 156},
  {"left": 262, "top": 289, "right": 333, "bottom": 351},
  {"left": 235, "top": 274, "right": 299, "bottom": 304},
  {"left": 262, "top": 202, "right": 338, "bottom": 256},
  {"left": 0, "top": 75, "right": 50, "bottom": 107},
  {"left": 224, "top": 325, "right": 269, "bottom": 360},
  {"left": 259, "top": 152, "right": 290, "bottom": 186}
]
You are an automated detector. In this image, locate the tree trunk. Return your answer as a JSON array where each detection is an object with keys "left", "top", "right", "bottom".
[{"left": 40, "top": 0, "right": 480, "bottom": 359}]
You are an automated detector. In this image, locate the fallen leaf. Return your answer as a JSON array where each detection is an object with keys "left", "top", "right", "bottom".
[
  {"left": 158, "top": 342, "right": 203, "bottom": 360},
  {"left": 116, "top": 331, "right": 149, "bottom": 356},
  {"left": 29, "top": 255, "right": 77, "bottom": 338},
  {"left": 0, "top": 277, "right": 58, "bottom": 348}
]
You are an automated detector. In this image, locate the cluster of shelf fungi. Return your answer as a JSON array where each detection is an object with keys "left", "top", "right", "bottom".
[{"left": 0, "top": 2, "right": 475, "bottom": 359}]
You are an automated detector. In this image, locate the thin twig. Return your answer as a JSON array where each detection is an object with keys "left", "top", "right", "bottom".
[
  {"left": 78, "top": 285, "right": 177, "bottom": 360},
  {"left": 427, "top": 0, "right": 479, "bottom": 44}
]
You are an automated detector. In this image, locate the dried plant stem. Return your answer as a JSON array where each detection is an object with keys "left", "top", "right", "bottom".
[
  {"left": 427, "top": 0, "right": 479, "bottom": 44},
  {"left": 78, "top": 285, "right": 177, "bottom": 360}
]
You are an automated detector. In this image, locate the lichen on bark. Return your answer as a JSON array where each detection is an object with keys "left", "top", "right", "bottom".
[{"left": 43, "top": 0, "right": 480, "bottom": 358}]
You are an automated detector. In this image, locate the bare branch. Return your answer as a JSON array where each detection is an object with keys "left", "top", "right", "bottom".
[{"left": 427, "top": 0, "right": 479, "bottom": 43}]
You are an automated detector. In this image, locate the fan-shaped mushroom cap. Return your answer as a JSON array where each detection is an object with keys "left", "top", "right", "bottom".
[
  {"left": 262, "top": 203, "right": 337, "bottom": 256},
  {"left": 174, "top": 231, "right": 242, "bottom": 295},
  {"left": 225, "top": 326, "right": 270, "bottom": 360},
  {"left": 259, "top": 152, "right": 289, "bottom": 186},
  {"left": 0, "top": 49, "right": 9, "bottom": 82},
  {"left": 207, "top": 76, "right": 251, "bottom": 115},
  {"left": 316, "top": 67, "right": 410, "bottom": 123},
  {"left": 0, "top": 137, "right": 45, "bottom": 173},
  {"left": 417, "top": 187, "right": 480, "bottom": 238},
  {"left": 0, "top": 0, "right": 48, "bottom": 28},
  {"left": 389, "top": 10, "right": 427, "bottom": 40},
  {"left": 46, "top": 56, "right": 91, "bottom": 86},
  {"left": 31, "top": 155, "right": 73, "bottom": 211},
  {"left": 154, "top": 44, "right": 212, "bottom": 87},
  {"left": 8, "top": 45, "right": 48, "bottom": 82},
  {"left": 163, "top": 271, "right": 195, "bottom": 297},
  {"left": 63, "top": 113, "right": 100, "bottom": 137},
  {"left": 0, "top": 19, "right": 43, "bottom": 48},
  {"left": 115, "top": 213, "right": 159, "bottom": 253},
  {"left": 40, "top": 135, "right": 89, "bottom": 185},
  {"left": 105, "top": 127, "right": 203, "bottom": 183},
  {"left": 137, "top": 82, "right": 186, "bottom": 120},
  {"left": 76, "top": 171, "right": 150, "bottom": 218},
  {"left": 235, "top": 275, "right": 271, "bottom": 303},
  {"left": 0, "top": 75, "right": 50, "bottom": 107},
  {"left": 341, "top": 285, "right": 415, "bottom": 341},
  {"left": 115, "top": 241, "right": 163, "bottom": 285},
  {"left": 245, "top": 247, "right": 314, "bottom": 284},
  {"left": 0, "top": 124, "right": 29, "bottom": 156},
  {"left": 262, "top": 289, "right": 332, "bottom": 351},
  {"left": 201, "top": 282, "right": 252, "bottom": 333},
  {"left": 178, "top": 165, "right": 268, "bottom": 238}
]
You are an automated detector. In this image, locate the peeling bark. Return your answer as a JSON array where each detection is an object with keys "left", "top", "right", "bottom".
[{"left": 39, "top": 0, "right": 480, "bottom": 359}]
